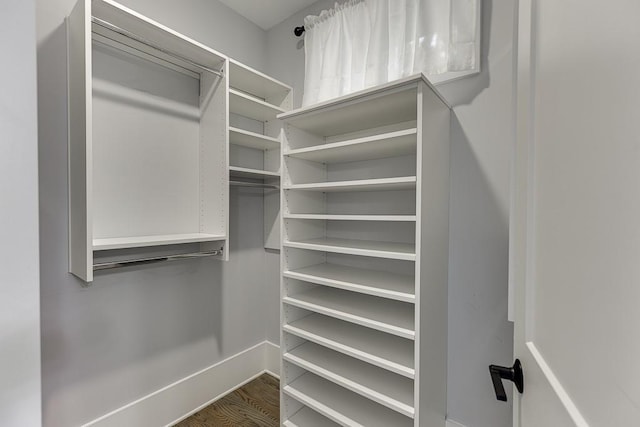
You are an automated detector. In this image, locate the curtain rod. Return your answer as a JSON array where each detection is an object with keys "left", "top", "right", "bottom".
[{"left": 294, "top": 26, "right": 305, "bottom": 37}]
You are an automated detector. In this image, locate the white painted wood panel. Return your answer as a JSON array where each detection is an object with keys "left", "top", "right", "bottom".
[
  {"left": 283, "top": 214, "right": 416, "bottom": 222},
  {"left": 229, "top": 126, "right": 280, "bottom": 150},
  {"left": 283, "top": 314, "right": 414, "bottom": 378},
  {"left": 228, "top": 59, "right": 291, "bottom": 105},
  {"left": 93, "top": 233, "right": 226, "bottom": 250},
  {"left": 284, "top": 128, "right": 417, "bottom": 163},
  {"left": 284, "top": 177, "right": 416, "bottom": 192},
  {"left": 284, "top": 237, "right": 415, "bottom": 261},
  {"left": 229, "top": 166, "right": 280, "bottom": 179},
  {"left": 283, "top": 263, "right": 415, "bottom": 302},
  {"left": 229, "top": 88, "right": 285, "bottom": 122},
  {"left": 284, "top": 373, "right": 413, "bottom": 427},
  {"left": 284, "top": 287, "right": 415, "bottom": 339},
  {"left": 284, "top": 342, "right": 415, "bottom": 417}
]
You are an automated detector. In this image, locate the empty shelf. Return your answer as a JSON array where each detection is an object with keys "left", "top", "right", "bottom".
[
  {"left": 283, "top": 407, "right": 339, "bottom": 427},
  {"left": 283, "top": 314, "right": 414, "bottom": 378},
  {"left": 93, "top": 233, "right": 226, "bottom": 251},
  {"left": 229, "top": 59, "right": 291, "bottom": 102},
  {"left": 284, "top": 373, "right": 413, "bottom": 427},
  {"left": 285, "top": 128, "right": 417, "bottom": 163},
  {"left": 229, "top": 166, "right": 280, "bottom": 179},
  {"left": 284, "top": 287, "right": 415, "bottom": 339},
  {"left": 284, "top": 176, "right": 416, "bottom": 192},
  {"left": 229, "top": 127, "right": 280, "bottom": 150},
  {"left": 284, "top": 342, "right": 415, "bottom": 417},
  {"left": 229, "top": 88, "right": 285, "bottom": 122},
  {"left": 284, "top": 214, "right": 416, "bottom": 222},
  {"left": 284, "top": 237, "right": 415, "bottom": 261},
  {"left": 283, "top": 263, "right": 415, "bottom": 303}
]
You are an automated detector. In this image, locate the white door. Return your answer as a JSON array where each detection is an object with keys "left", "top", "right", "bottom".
[{"left": 507, "top": 0, "right": 640, "bottom": 426}]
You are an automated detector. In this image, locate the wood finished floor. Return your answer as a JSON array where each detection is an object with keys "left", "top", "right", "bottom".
[{"left": 175, "top": 374, "right": 279, "bottom": 427}]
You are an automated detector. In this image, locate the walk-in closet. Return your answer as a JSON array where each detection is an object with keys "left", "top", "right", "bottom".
[{"left": 5, "top": 0, "right": 637, "bottom": 426}]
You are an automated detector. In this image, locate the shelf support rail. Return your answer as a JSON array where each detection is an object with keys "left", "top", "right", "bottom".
[
  {"left": 93, "top": 249, "right": 223, "bottom": 271},
  {"left": 91, "top": 17, "right": 225, "bottom": 78}
]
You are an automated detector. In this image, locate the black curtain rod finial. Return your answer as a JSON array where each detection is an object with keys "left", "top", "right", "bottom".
[{"left": 294, "top": 26, "right": 305, "bottom": 37}]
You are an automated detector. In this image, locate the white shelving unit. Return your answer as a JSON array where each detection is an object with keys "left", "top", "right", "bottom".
[
  {"left": 68, "top": 0, "right": 229, "bottom": 282},
  {"left": 279, "top": 75, "right": 451, "bottom": 426},
  {"left": 227, "top": 58, "right": 292, "bottom": 249}
]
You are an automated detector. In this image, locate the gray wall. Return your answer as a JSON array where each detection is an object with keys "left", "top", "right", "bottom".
[
  {"left": 0, "top": 1, "right": 41, "bottom": 426},
  {"left": 36, "top": 1, "right": 273, "bottom": 425},
  {"left": 266, "top": 1, "right": 515, "bottom": 426}
]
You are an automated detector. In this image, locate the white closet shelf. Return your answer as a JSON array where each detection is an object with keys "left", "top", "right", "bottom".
[
  {"left": 283, "top": 314, "right": 415, "bottom": 378},
  {"left": 92, "top": 233, "right": 226, "bottom": 250},
  {"left": 283, "top": 263, "right": 415, "bottom": 303},
  {"left": 284, "top": 237, "right": 415, "bottom": 261},
  {"left": 284, "top": 341, "right": 415, "bottom": 417},
  {"left": 278, "top": 75, "right": 448, "bottom": 137},
  {"left": 229, "top": 88, "right": 285, "bottom": 122},
  {"left": 92, "top": 0, "right": 226, "bottom": 73},
  {"left": 229, "top": 59, "right": 291, "bottom": 102},
  {"left": 284, "top": 214, "right": 416, "bottom": 222},
  {"left": 284, "top": 176, "right": 416, "bottom": 192},
  {"left": 283, "top": 287, "right": 415, "bottom": 339},
  {"left": 229, "top": 127, "right": 280, "bottom": 150},
  {"left": 283, "top": 373, "right": 413, "bottom": 427},
  {"left": 229, "top": 166, "right": 280, "bottom": 179},
  {"left": 284, "top": 128, "right": 417, "bottom": 163},
  {"left": 283, "top": 407, "right": 338, "bottom": 427}
]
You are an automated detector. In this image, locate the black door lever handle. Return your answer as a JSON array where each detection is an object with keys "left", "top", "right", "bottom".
[{"left": 489, "top": 359, "right": 524, "bottom": 402}]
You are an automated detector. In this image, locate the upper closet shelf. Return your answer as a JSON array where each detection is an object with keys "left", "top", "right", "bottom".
[
  {"left": 284, "top": 128, "right": 417, "bottom": 163},
  {"left": 229, "top": 166, "right": 280, "bottom": 179},
  {"left": 229, "top": 59, "right": 291, "bottom": 104},
  {"left": 229, "top": 88, "right": 286, "bottom": 122},
  {"left": 93, "top": 233, "right": 226, "bottom": 251},
  {"left": 229, "top": 127, "right": 280, "bottom": 150},
  {"left": 283, "top": 237, "right": 415, "bottom": 261},
  {"left": 278, "top": 74, "right": 449, "bottom": 137},
  {"left": 284, "top": 177, "right": 416, "bottom": 192},
  {"left": 92, "top": 0, "right": 225, "bottom": 74}
]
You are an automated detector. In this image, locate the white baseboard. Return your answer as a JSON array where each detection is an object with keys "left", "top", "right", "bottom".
[
  {"left": 447, "top": 419, "right": 467, "bottom": 427},
  {"left": 82, "top": 341, "right": 278, "bottom": 427}
]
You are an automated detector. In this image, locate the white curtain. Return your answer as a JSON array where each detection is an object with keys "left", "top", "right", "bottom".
[{"left": 302, "top": 0, "right": 478, "bottom": 106}]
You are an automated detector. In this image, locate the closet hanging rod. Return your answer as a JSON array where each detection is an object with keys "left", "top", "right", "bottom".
[
  {"left": 91, "top": 17, "right": 224, "bottom": 78},
  {"left": 230, "top": 180, "right": 280, "bottom": 190},
  {"left": 93, "top": 249, "right": 222, "bottom": 271}
]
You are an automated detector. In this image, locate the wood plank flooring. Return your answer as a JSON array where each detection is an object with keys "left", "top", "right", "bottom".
[{"left": 175, "top": 374, "right": 279, "bottom": 427}]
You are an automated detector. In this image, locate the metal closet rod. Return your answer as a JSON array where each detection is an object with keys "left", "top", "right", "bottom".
[
  {"left": 91, "top": 17, "right": 224, "bottom": 78},
  {"left": 93, "top": 249, "right": 223, "bottom": 271},
  {"left": 230, "top": 180, "right": 279, "bottom": 189}
]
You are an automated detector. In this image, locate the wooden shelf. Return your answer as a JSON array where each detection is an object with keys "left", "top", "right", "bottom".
[
  {"left": 284, "top": 237, "right": 415, "bottom": 261},
  {"left": 283, "top": 407, "right": 338, "bottom": 427},
  {"left": 284, "top": 176, "right": 416, "bottom": 192},
  {"left": 284, "top": 287, "right": 415, "bottom": 339},
  {"left": 278, "top": 75, "right": 449, "bottom": 137},
  {"left": 284, "top": 342, "right": 415, "bottom": 417},
  {"left": 229, "top": 166, "right": 280, "bottom": 179},
  {"left": 283, "top": 314, "right": 414, "bottom": 378},
  {"left": 284, "top": 214, "right": 415, "bottom": 222},
  {"left": 283, "top": 263, "right": 415, "bottom": 303},
  {"left": 229, "top": 88, "right": 285, "bottom": 122},
  {"left": 93, "top": 233, "right": 226, "bottom": 251},
  {"left": 229, "top": 59, "right": 291, "bottom": 102},
  {"left": 229, "top": 127, "right": 280, "bottom": 150},
  {"left": 283, "top": 373, "right": 413, "bottom": 427},
  {"left": 285, "top": 128, "right": 417, "bottom": 163}
]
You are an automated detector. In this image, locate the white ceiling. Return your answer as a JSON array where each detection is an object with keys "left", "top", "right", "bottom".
[{"left": 218, "top": 0, "right": 318, "bottom": 30}]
